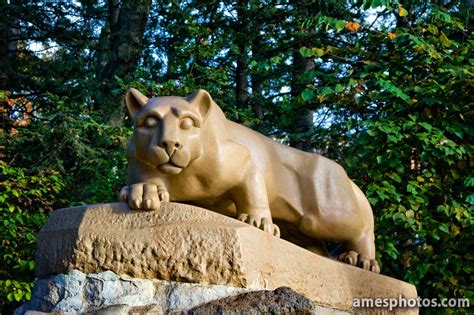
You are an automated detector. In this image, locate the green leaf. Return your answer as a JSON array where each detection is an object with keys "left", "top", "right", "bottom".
[
  {"left": 299, "top": 47, "right": 313, "bottom": 57},
  {"left": 312, "top": 48, "right": 325, "bottom": 57},
  {"left": 301, "top": 88, "right": 314, "bottom": 101},
  {"left": 438, "top": 224, "right": 450, "bottom": 234},
  {"left": 439, "top": 32, "right": 452, "bottom": 47},
  {"left": 419, "top": 122, "right": 432, "bottom": 132},
  {"left": 464, "top": 178, "right": 474, "bottom": 187},
  {"left": 393, "top": 212, "right": 405, "bottom": 222},
  {"left": 446, "top": 126, "right": 463, "bottom": 139},
  {"left": 270, "top": 56, "right": 282, "bottom": 64},
  {"left": 378, "top": 124, "right": 397, "bottom": 134},
  {"left": 427, "top": 24, "right": 439, "bottom": 35},
  {"left": 466, "top": 193, "right": 474, "bottom": 205},
  {"left": 320, "top": 87, "right": 334, "bottom": 95},
  {"left": 335, "top": 20, "right": 346, "bottom": 32},
  {"left": 385, "top": 242, "right": 399, "bottom": 259},
  {"left": 370, "top": 0, "right": 382, "bottom": 8},
  {"left": 377, "top": 79, "right": 413, "bottom": 104},
  {"left": 407, "top": 184, "right": 417, "bottom": 194},
  {"left": 367, "top": 129, "right": 376, "bottom": 136}
]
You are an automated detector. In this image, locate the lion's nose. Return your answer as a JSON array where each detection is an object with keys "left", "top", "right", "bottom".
[{"left": 159, "top": 140, "right": 181, "bottom": 156}]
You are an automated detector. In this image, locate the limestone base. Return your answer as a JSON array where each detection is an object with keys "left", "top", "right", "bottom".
[
  {"left": 15, "top": 270, "right": 346, "bottom": 314},
  {"left": 14, "top": 270, "right": 248, "bottom": 314}
]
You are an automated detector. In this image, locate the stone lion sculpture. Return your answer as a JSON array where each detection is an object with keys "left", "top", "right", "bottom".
[{"left": 119, "top": 88, "right": 380, "bottom": 273}]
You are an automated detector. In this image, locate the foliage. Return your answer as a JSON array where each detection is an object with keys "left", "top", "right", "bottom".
[
  {"left": 0, "top": 161, "right": 64, "bottom": 312},
  {"left": 0, "top": 0, "right": 472, "bottom": 313},
  {"left": 1, "top": 92, "right": 130, "bottom": 312},
  {"left": 3, "top": 92, "right": 131, "bottom": 205},
  {"left": 298, "top": 3, "right": 473, "bottom": 310}
]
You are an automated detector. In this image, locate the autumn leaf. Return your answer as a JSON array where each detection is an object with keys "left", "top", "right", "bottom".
[
  {"left": 388, "top": 32, "right": 397, "bottom": 40},
  {"left": 451, "top": 224, "right": 460, "bottom": 235},
  {"left": 398, "top": 3, "right": 408, "bottom": 17},
  {"left": 345, "top": 22, "right": 361, "bottom": 32}
]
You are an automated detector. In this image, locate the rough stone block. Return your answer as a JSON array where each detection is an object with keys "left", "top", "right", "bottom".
[{"left": 35, "top": 202, "right": 418, "bottom": 313}]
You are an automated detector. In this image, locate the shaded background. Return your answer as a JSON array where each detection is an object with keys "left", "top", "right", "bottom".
[{"left": 1, "top": 0, "right": 473, "bottom": 313}]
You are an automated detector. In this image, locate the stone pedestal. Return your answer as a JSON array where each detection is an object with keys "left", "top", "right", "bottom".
[{"left": 27, "top": 202, "right": 417, "bottom": 314}]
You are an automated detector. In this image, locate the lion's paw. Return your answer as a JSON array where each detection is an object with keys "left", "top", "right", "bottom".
[
  {"left": 237, "top": 214, "right": 280, "bottom": 237},
  {"left": 158, "top": 186, "right": 170, "bottom": 202},
  {"left": 337, "top": 251, "right": 380, "bottom": 273},
  {"left": 118, "top": 183, "right": 168, "bottom": 211}
]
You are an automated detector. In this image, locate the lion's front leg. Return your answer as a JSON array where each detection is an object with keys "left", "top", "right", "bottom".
[
  {"left": 118, "top": 183, "right": 169, "bottom": 210},
  {"left": 232, "top": 164, "right": 280, "bottom": 237}
]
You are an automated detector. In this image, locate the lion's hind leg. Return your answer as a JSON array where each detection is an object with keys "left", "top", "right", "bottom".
[
  {"left": 337, "top": 229, "right": 380, "bottom": 273},
  {"left": 297, "top": 210, "right": 380, "bottom": 273},
  {"left": 336, "top": 181, "right": 380, "bottom": 273}
]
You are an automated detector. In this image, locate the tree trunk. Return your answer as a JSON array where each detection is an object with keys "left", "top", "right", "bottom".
[
  {"left": 250, "top": 64, "right": 264, "bottom": 119},
  {"left": 248, "top": 2, "right": 264, "bottom": 119},
  {"left": 0, "top": 2, "right": 21, "bottom": 91},
  {"left": 95, "top": 0, "right": 151, "bottom": 126},
  {"left": 290, "top": 48, "right": 314, "bottom": 152},
  {"left": 236, "top": 52, "right": 249, "bottom": 108},
  {"left": 235, "top": 0, "right": 249, "bottom": 110}
]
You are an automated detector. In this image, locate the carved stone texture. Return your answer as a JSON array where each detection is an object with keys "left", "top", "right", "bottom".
[
  {"left": 35, "top": 202, "right": 417, "bottom": 313},
  {"left": 119, "top": 89, "right": 379, "bottom": 272}
]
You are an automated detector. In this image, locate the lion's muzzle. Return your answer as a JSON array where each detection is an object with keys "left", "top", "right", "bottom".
[{"left": 159, "top": 140, "right": 181, "bottom": 156}]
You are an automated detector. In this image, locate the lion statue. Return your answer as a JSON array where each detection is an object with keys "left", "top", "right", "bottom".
[{"left": 119, "top": 88, "right": 380, "bottom": 273}]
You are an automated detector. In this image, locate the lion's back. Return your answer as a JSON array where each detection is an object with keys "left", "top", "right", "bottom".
[
  {"left": 225, "top": 120, "right": 320, "bottom": 219},
  {"left": 226, "top": 120, "right": 316, "bottom": 171}
]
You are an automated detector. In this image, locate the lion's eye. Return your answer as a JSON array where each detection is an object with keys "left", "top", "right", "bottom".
[
  {"left": 180, "top": 117, "right": 194, "bottom": 130},
  {"left": 144, "top": 116, "right": 159, "bottom": 128}
]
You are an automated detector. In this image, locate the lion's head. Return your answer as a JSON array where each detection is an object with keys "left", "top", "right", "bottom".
[{"left": 125, "top": 88, "right": 212, "bottom": 175}]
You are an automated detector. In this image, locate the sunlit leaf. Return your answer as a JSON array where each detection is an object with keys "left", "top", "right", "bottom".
[
  {"left": 345, "top": 21, "right": 361, "bottom": 31},
  {"left": 335, "top": 20, "right": 346, "bottom": 32},
  {"left": 398, "top": 3, "right": 408, "bottom": 17},
  {"left": 312, "top": 48, "right": 325, "bottom": 57},
  {"left": 439, "top": 31, "right": 452, "bottom": 47}
]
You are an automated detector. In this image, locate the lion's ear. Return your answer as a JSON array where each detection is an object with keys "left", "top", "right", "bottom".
[
  {"left": 187, "top": 89, "right": 212, "bottom": 121},
  {"left": 125, "top": 88, "right": 149, "bottom": 119}
]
